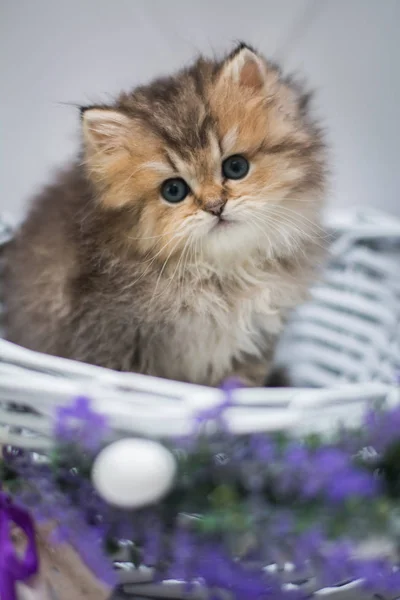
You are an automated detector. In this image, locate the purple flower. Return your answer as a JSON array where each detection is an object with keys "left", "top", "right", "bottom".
[
  {"left": 277, "top": 443, "right": 310, "bottom": 496},
  {"left": 270, "top": 512, "right": 295, "bottom": 538},
  {"left": 326, "top": 469, "right": 377, "bottom": 502},
  {"left": 313, "top": 448, "right": 377, "bottom": 502},
  {"left": 319, "top": 540, "right": 355, "bottom": 587},
  {"left": 196, "top": 545, "right": 234, "bottom": 589},
  {"left": 250, "top": 434, "right": 275, "bottom": 463},
  {"left": 55, "top": 396, "right": 108, "bottom": 451},
  {"left": 69, "top": 521, "right": 117, "bottom": 587},
  {"left": 168, "top": 527, "right": 196, "bottom": 582},
  {"left": 313, "top": 545, "right": 400, "bottom": 593},
  {"left": 193, "top": 400, "right": 232, "bottom": 433},
  {"left": 193, "top": 378, "right": 243, "bottom": 433},
  {"left": 364, "top": 405, "right": 400, "bottom": 454},
  {"left": 13, "top": 474, "right": 117, "bottom": 587},
  {"left": 292, "top": 527, "right": 324, "bottom": 569},
  {"left": 279, "top": 444, "right": 377, "bottom": 503},
  {"left": 142, "top": 517, "right": 162, "bottom": 566},
  {"left": 354, "top": 558, "right": 400, "bottom": 592},
  {"left": 2, "top": 445, "right": 25, "bottom": 462},
  {"left": 196, "top": 542, "right": 286, "bottom": 599},
  {"left": 220, "top": 377, "right": 244, "bottom": 394}
]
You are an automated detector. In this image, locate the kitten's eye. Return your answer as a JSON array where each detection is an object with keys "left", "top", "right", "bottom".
[
  {"left": 222, "top": 155, "right": 249, "bottom": 180},
  {"left": 161, "top": 178, "right": 189, "bottom": 203}
]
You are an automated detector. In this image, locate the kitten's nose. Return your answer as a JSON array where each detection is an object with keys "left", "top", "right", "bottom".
[{"left": 204, "top": 200, "right": 226, "bottom": 217}]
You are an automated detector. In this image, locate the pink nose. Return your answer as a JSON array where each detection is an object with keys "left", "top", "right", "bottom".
[{"left": 204, "top": 200, "right": 225, "bottom": 217}]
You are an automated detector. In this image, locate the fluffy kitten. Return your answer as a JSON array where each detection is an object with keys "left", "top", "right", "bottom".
[{"left": 4, "top": 43, "right": 327, "bottom": 386}]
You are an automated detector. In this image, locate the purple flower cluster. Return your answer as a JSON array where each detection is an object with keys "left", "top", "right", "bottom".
[
  {"left": 356, "top": 558, "right": 400, "bottom": 592},
  {"left": 195, "top": 544, "right": 283, "bottom": 599},
  {"left": 193, "top": 378, "right": 241, "bottom": 433},
  {"left": 166, "top": 527, "right": 400, "bottom": 598},
  {"left": 279, "top": 444, "right": 377, "bottom": 502},
  {"left": 168, "top": 529, "right": 295, "bottom": 600},
  {"left": 55, "top": 395, "right": 109, "bottom": 451},
  {"left": 364, "top": 404, "right": 400, "bottom": 454},
  {"left": 2, "top": 388, "right": 400, "bottom": 598},
  {"left": 1, "top": 445, "right": 117, "bottom": 588}
]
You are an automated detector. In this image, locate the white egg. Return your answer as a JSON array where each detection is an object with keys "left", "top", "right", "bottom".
[{"left": 92, "top": 438, "right": 177, "bottom": 509}]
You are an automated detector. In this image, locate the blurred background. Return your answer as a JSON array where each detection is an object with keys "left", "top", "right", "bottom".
[{"left": 1, "top": 0, "right": 399, "bottom": 219}]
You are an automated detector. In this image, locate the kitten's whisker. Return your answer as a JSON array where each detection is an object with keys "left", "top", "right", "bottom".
[
  {"left": 255, "top": 204, "right": 328, "bottom": 238},
  {"left": 179, "top": 238, "right": 192, "bottom": 303},
  {"left": 139, "top": 236, "right": 182, "bottom": 266},
  {"left": 274, "top": 206, "right": 333, "bottom": 242},
  {"left": 196, "top": 234, "right": 205, "bottom": 296},
  {"left": 247, "top": 218, "right": 270, "bottom": 242},
  {"left": 249, "top": 212, "right": 306, "bottom": 259},
  {"left": 149, "top": 235, "right": 188, "bottom": 305},
  {"left": 254, "top": 209, "right": 307, "bottom": 238},
  {"left": 127, "top": 228, "right": 185, "bottom": 242},
  {"left": 128, "top": 232, "right": 185, "bottom": 288},
  {"left": 179, "top": 237, "right": 193, "bottom": 302},
  {"left": 268, "top": 215, "right": 327, "bottom": 252},
  {"left": 195, "top": 235, "right": 202, "bottom": 288},
  {"left": 153, "top": 235, "right": 192, "bottom": 306},
  {"left": 247, "top": 217, "right": 295, "bottom": 270},
  {"left": 174, "top": 239, "right": 189, "bottom": 300},
  {"left": 254, "top": 206, "right": 327, "bottom": 251},
  {"left": 274, "top": 204, "right": 326, "bottom": 228},
  {"left": 260, "top": 209, "right": 325, "bottom": 237},
  {"left": 170, "top": 236, "right": 192, "bottom": 288},
  {"left": 127, "top": 221, "right": 188, "bottom": 242},
  {"left": 268, "top": 218, "right": 309, "bottom": 260}
]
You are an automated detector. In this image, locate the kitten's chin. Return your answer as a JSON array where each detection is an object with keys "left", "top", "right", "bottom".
[
  {"left": 202, "top": 220, "right": 267, "bottom": 263},
  {"left": 211, "top": 217, "right": 234, "bottom": 231}
]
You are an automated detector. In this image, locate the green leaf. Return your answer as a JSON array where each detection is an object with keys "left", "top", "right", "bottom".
[
  {"left": 209, "top": 484, "right": 238, "bottom": 509},
  {"left": 304, "top": 433, "right": 323, "bottom": 451},
  {"left": 380, "top": 440, "right": 400, "bottom": 498},
  {"left": 0, "top": 460, "right": 18, "bottom": 483},
  {"left": 104, "top": 537, "right": 120, "bottom": 555},
  {"left": 129, "top": 545, "right": 142, "bottom": 568}
]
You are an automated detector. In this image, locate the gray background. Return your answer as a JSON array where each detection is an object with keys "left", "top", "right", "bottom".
[{"left": 1, "top": 0, "right": 399, "bottom": 219}]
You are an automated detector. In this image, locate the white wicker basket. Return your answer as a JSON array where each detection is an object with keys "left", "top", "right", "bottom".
[
  {"left": 276, "top": 207, "right": 400, "bottom": 388},
  {"left": 1, "top": 208, "right": 400, "bottom": 600}
]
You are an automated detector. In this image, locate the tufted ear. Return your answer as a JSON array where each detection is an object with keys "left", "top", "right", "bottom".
[
  {"left": 80, "top": 107, "right": 135, "bottom": 208},
  {"left": 81, "top": 107, "right": 132, "bottom": 152},
  {"left": 80, "top": 107, "right": 165, "bottom": 210},
  {"left": 219, "top": 44, "right": 268, "bottom": 92}
]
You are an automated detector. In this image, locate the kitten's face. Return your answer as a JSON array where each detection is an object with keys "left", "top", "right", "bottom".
[{"left": 82, "top": 45, "right": 326, "bottom": 266}]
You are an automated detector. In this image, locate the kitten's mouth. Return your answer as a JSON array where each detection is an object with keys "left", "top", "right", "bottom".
[{"left": 212, "top": 217, "right": 233, "bottom": 231}]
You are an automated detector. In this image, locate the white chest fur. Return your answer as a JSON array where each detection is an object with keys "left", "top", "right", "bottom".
[
  {"left": 176, "top": 292, "right": 282, "bottom": 384},
  {"left": 149, "top": 263, "right": 305, "bottom": 385}
]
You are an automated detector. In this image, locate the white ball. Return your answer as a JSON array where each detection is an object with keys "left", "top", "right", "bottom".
[{"left": 92, "top": 438, "right": 177, "bottom": 509}]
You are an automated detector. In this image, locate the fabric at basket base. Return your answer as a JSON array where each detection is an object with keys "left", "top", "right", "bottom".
[{"left": 12, "top": 524, "right": 110, "bottom": 600}]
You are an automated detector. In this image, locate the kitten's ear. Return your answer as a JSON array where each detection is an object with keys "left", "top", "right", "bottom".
[
  {"left": 219, "top": 44, "right": 268, "bottom": 92},
  {"left": 81, "top": 107, "right": 132, "bottom": 152},
  {"left": 81, "top": 107, "right": 134, "bottom": 208}
]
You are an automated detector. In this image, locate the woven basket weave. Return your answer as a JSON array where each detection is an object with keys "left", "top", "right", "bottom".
[
  {"left": 276, "top": 208, "right": 400, "bottom": 388},
  {"left": 1, "top": 208, "right": 400, "bottom": 599}
]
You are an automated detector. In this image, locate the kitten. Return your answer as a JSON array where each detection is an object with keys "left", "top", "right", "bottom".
[{"left": 4, "top": 43, "right": 327, "bottom": 387}]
